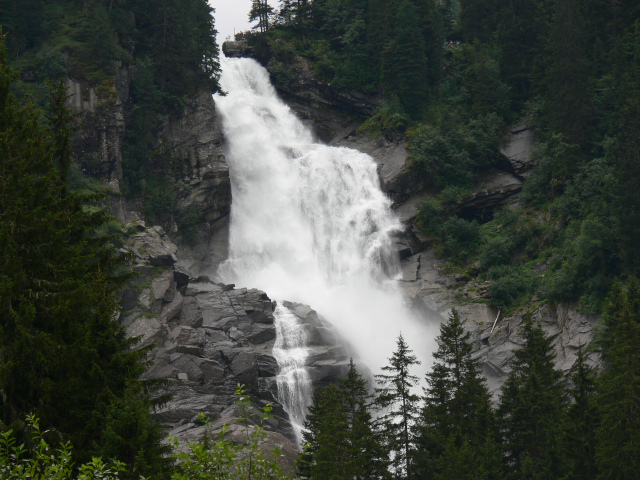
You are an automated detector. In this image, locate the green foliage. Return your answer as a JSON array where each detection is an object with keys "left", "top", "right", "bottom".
[
  {"left": 498, "top": 316, "right": 567, "bottom": 479},
  {"left": 594, "top": 278, "right": 640, "bottom": 479},
  {"left": 375, "top": 334, "right": 421, "bottom": 480},
  {"left": 486, "top": 265, "right": 538, "bottom": 311},
  {"left": 172, "top": 386, "right": 295, "bottom": 480},
  {"left": 417, "top": 309, "right": 502, "bottom": 479},
  {"left": 301, "top": 360, "right": 389, "bottom": 480},
  {"left": 407, "top": 111, "right": 504, "bottom": 188},
  {"left": 562, "top": 348, "right": 599, "bottom": 480},
  {"left": 357, "top": 96, "right": 409, "bottom": 139},
  {"left": 176, "top": 204, "right": 206, "bottom": 245},
  {"left": 0, "top": 415, "right": 126, "bottom": 480},
  {"left": 0, "top": 39, "right": 167, "bottom": 477}
]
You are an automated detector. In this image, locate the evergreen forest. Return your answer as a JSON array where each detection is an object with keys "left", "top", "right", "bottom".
[{"left": 1, "top": 0, "right": 640, "bottom": 479}]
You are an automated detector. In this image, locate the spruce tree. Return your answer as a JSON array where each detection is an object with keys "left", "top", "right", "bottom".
[
  {"left": 375, "top": 334, "right": 421, "bottom": 480},
  {"left": 250, "top": 0, "right": 273, "bottom": 33},
  {"left": 417, "top": 308, "right": 503, "bottom": 479},
  {"left": 497, "top": 315, "right": 567, "bottom": 480},
  {"left": 563, "top": 347, "right": 599, "bottom": 480},
  {"left": 393, "top": 1, "right": 428, "bottom": 119},
  {"left": 301, "top": 360, "right": 388, "bottom": 480},
  {"left": 595, "top": 278, "right": 640, "bottom": 479},
  {"left": 0, "top": 36, "right": 169, "bottom": 479}
]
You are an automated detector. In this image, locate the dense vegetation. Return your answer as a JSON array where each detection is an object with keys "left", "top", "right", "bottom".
[
  {"left": 2, "top": 0, "right": 640, "bottom": 479},
  {"left": 252, "top": 0, "right": 640, "bottom": 314},
  {"left": 0, "top": 0, "right": 222, "bottom": 224},
  {"left": 302, "top": 280, "right": 640, "bottom": 479},
  {"left": 0, "top": 35, "right": 169, "bottom": 479}
]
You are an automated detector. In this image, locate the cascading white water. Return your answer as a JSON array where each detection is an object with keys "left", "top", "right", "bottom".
[
  {"left": 272, "top": 303, "right": 313, "bottom": 446},
  {"left": 214, "top": 57, "right": 436, "bottom": 444}
]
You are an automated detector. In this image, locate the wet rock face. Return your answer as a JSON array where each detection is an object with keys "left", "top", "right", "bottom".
[
  {"left": 398, "top": 249, "right": 602, "bottom": 399},
  {"left": 222, "top": 39, "right": 254, "bottom": 58},
  {"left": 160, "top": 90, "right": 232, "bottom": 277},
  {"left": 119, "top": 225, "right": 349, "bottom": 459},
  {"left": 280, "top": 301, "right": 352, "bottom": 385},
  {"left": 459, "top": 168, "right": 524, "bottom": 222},
  {"left": 119, "top": 225, "right": 291, "bottom": 444}
]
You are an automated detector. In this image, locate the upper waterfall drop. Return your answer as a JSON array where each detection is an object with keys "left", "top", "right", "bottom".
[{"left": 214, "top": 57, "right": 434, "bottom": 387}]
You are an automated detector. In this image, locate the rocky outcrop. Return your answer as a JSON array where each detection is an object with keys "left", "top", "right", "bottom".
[
  {"left": 459, "top": 169, "right": 523, "bottom": 221},
  {"left": 398, "top": 249, "right": 601, "bottom": 398},
  {"left": 280, "top": 301, "right": 352, "bottom": 385},
  {"left": 119, "top": 224, "right": 349, "bottom": 462},
  {"left": 333, "top": 131, "right": 416, "bottom": 204},
  {"left": 66, "top": 66, "right": 130, "bottom": 193},
  {"left": 500, "top": 122, "right": 536, "bottom": 178},
  {"left": 66, "top": 65, "right": 230, "bottom": 279},
  {"left": 159, "top": 90, "right": 232, "bottom": 277},
  {"left": 222, "top": 39, "right": 254, "bottom": 58}
]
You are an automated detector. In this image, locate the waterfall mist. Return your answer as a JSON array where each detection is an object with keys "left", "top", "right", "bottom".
[{"left": 214, "top": 57, "right": 438, "bottom": 437}]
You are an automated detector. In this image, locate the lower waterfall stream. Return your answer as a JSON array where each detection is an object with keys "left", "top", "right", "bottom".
[{"left": 214, "top": 57, "right": 435, "bottom": 445}]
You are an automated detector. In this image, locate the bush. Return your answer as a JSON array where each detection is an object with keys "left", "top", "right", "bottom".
[
  {"left": 487, "top": 265, "right": 538, "bottom": 310},
  {"left": 357, "top": 96, "right": 409, "bottom": 139},
  {"left": 0, "top": 415, "right": 125, "bottom": 480},
  {"left": 439, "top": 217, "right": 481, "bottom": 264},
  {"left": 171, "top": 386, "right": 295, "bottom": 480},
  {"left": 407, "top": 112, "right": 504, "bottom": 188}
]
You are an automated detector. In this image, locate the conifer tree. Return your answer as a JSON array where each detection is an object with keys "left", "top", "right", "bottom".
[
  {"left": 595, "top": 277, "right": 640, "bottom": 479},
  {"left": 393, "top": 1, "right": 428, "bottom": 119},
  {"left": 416, "top": 308, "right": 503, "bottom": 479},
  {"left": 498, "top": 315, "right": 567, "bottom": 480},
  {"left": 563, "top": 347, "right": 599, "bottom": 480},
  {"left": 301, "top": 360, "right": 388, "bottom": 480},
  {"left": 250, "top": 0, "right": 273, "bottom": 33},
  {"left": 375, "top": 334, "right": 421, "bottom": 480},
  {"left": 0, "top": 36, "right": 169, "bottom": 479}
]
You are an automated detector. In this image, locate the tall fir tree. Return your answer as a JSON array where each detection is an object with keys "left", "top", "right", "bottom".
[
  {"left": 301, "top": 360, "right": 389, "bottom": 480},
  {"left": 375, "top": 334, "right": 421, "bottom": 480},
  {"left": 595, "top": 277, "right": 640, "bottom": 479},
  {"left": 0, "top": 36, "right": 169, "bottom": 479},
  {"left": 392, "top": 1, "right": 428, "bottom": 119},
  {"left": 562, "top": 347, "right": 599, "bottom": 480},
  {"left": 497, "top": 315, "right": 567, "bottom": 480},
  {"left": 416, "top": 308, "right": 503, "bottom": 479}
]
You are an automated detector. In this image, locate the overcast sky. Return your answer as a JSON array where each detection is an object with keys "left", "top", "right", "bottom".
[{"left": 210, "top": 0, "right": 255, "bottom": 44}]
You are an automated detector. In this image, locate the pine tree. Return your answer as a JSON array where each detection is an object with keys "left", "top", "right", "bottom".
[
  {"left": 497, "top": 315, "right": 567, "bottom": 480},
  {"left": 416, "top": 308, "right": 503, "bottom": 479},
  {"left": 301, "top": 360, "right": 389, "bottom": 480},
  {"left": 375, "top": 334, "right": 421, "bottom": 480},
  {"left": 0, "top": 36, "right": 169, "bottom": 479},
  {"left": 563, "top": 347, "right": 599, "bottom": 480},
  {"left": 250, "top": 0, "right": 273, "bottom": 33},
  {"left": 595, "top": 278, "right": 640, "bottom": 479},
  {"left": 393, "top": 1, "right": 428, "bottom": 119}
]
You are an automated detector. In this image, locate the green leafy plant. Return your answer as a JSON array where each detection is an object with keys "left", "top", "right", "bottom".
[
  {"left": 171, "top": 386, "right": 295, "bottom": 480},
  {"left": 0, "top": 415, "right": 127, "bottom": 480}
]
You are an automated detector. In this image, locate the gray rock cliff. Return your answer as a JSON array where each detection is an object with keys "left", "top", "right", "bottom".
[{"left": 119, "top": 224, "right": 349, "bottom": 460}]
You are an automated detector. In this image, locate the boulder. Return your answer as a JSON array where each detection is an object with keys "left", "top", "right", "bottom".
[{"left": 132, "top": 229, "right": 178, "bottom": 266}]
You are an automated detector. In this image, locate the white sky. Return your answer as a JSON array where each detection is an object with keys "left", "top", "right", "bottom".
[{"left": 210, "top": 0, "right": 256, "bottom": 44}]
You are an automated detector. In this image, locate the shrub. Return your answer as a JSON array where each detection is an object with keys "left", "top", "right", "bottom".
[
  {"left": 439, "top": 217, "right": 481, "bottom": 264},
  {"left": 0, "top": 415, "right": 126, "bottom": 480},
  {"left": 487, "top": 265, "right": 538, "bottom": 310},
  {"left": 171, "top": 386, "right": 295, "bottom": 480}
]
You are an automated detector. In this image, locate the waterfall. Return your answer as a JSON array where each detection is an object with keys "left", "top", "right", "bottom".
[
  {"left": 272, "top": 303, "right": 313, "bottom": 446},
  {"left": 214, "top": 57, "right": 435, "bottom": 444}
]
